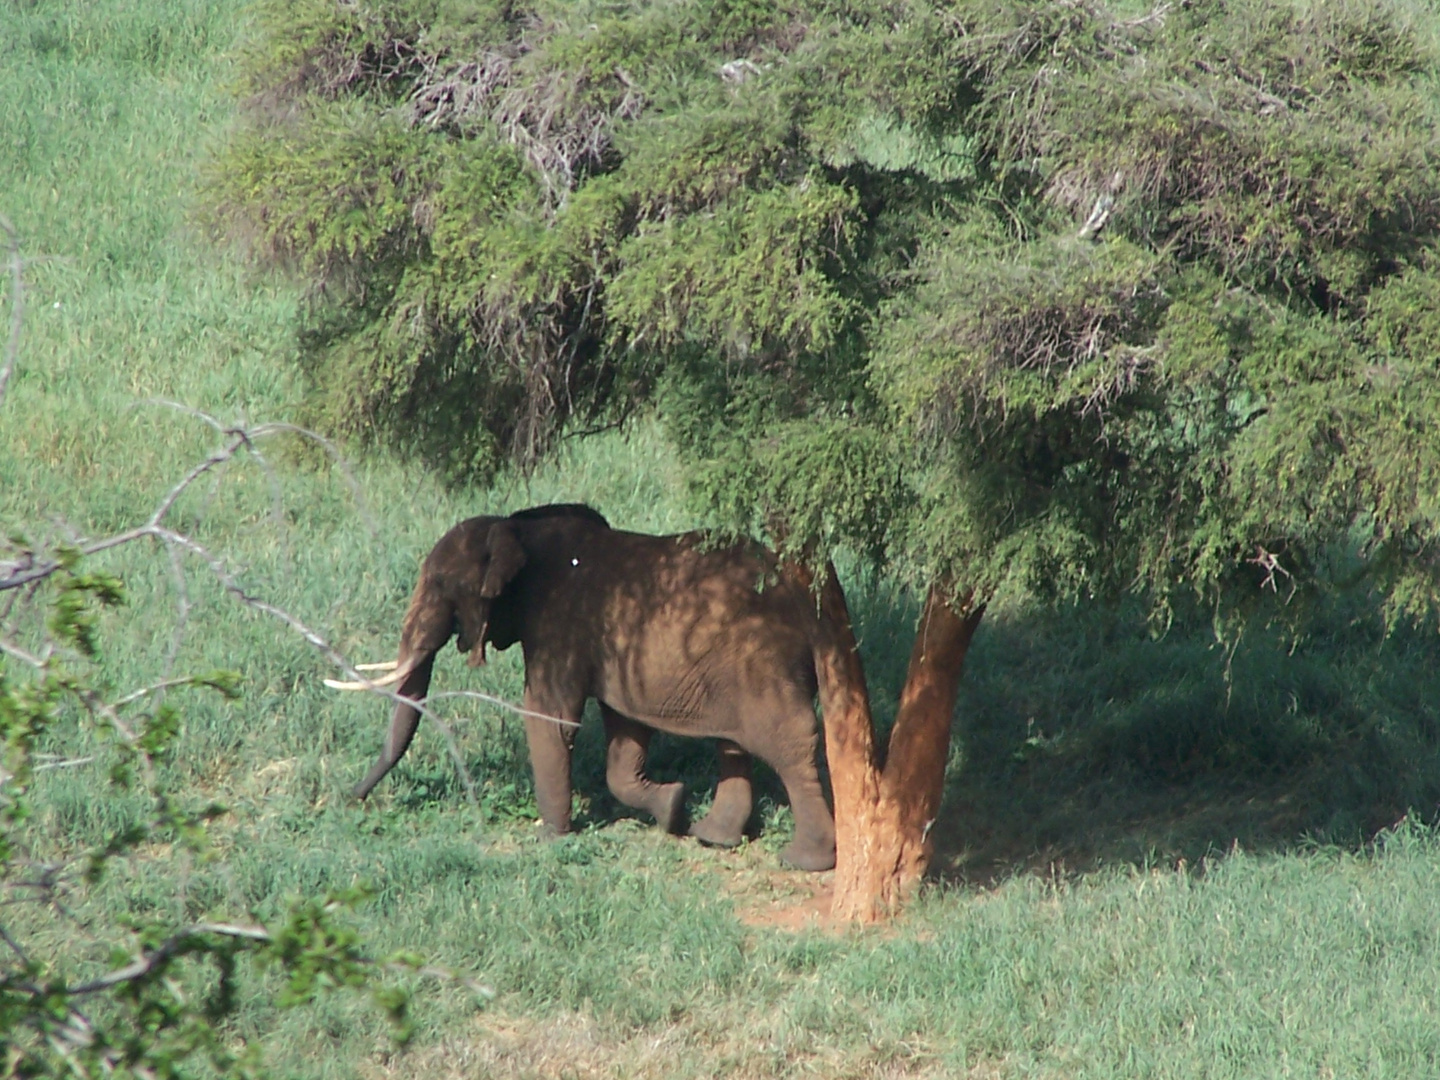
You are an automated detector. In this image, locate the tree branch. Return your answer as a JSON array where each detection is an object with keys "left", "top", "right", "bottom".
[
  {"left": 65, "top": 922, "right": 270, "bottom": 996},
  {"left": 0, "top": 921, "right": 31, "bottom": 966},
  {"left": 33, "top": 756, "right": 94, "bottom": 772}
]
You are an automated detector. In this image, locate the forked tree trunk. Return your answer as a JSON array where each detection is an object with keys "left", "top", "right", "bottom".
[{"left": 802, "top": 564, "right": 984, "bottom": 922}]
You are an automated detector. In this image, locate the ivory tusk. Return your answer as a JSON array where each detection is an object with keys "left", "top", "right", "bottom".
[
  {"left": 355, "top": 660, "right": 399, "bottom": 672},
  {"left": 323, "top": 679, "right": 368, "bottom": 691},
  {"left": 323, "top": 666, "right": 409, "bottom": 691}
]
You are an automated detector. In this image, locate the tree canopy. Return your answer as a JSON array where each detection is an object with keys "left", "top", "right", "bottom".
[{"left": 211, "top": 0, "right": 1440, "bottom": 619}]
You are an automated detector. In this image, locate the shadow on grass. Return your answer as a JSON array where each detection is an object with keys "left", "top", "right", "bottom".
[
  {"left": 382, "top": 576, "right": 1440, "bottom": 884},
  {"left": 848, "top": 579, "right": 1440, "bottom": 888}
]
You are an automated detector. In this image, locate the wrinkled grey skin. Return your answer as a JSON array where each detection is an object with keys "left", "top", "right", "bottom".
[{"left": 353, "top": 504, "right": 836, "bottom": 871}]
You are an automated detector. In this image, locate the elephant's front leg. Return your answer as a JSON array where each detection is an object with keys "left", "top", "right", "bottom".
[
  {"left": 523, "top": 688, "right": 582, "bottom": 836},
  {"left": 600, "top": 705, "right": 687, "bottom": 834}
]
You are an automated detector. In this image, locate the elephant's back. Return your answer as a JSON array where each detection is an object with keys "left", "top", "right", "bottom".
[
  {"left": 601, "top": 529, "right": 814, "bottom": 642},
  {"left": 592, "top": 530, "right": 818, "bottom": 732}
]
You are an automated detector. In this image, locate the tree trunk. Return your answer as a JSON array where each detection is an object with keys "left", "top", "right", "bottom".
[{"left": 803, "top": 565, "right": 984, "bottom": 923}]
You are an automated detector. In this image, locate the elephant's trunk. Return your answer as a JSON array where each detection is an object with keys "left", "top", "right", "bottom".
[{"left": 351, "top": 652, "right": 436, "bottom": 800}]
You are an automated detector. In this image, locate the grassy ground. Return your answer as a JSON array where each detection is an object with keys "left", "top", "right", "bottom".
[{"left": 6, "top": 0, "right": 1440, "bottom": 1076}]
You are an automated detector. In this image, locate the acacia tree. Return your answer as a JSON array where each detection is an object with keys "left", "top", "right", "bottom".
[{"left": 211, "top": 0, "right": 1440, "bottom": 919}]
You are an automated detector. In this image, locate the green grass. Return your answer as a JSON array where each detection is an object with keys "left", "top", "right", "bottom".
[{"left": 6, "top": 0, "right": 1440, "bottom": 1075}]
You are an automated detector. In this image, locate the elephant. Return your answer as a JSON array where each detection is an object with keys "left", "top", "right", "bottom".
[{"left": 333, "top": 503, "right": 839, "bottom": 871}]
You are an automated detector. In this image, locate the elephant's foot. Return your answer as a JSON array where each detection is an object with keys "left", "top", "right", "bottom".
[
  {"left": 779, "top": 832, "right": 836, "bottom": 872},
  {"left": 689, "top": 777, "right": 752, "bottom": 848},
  {"left": 689, "top": 813, "right": 744, "bottom": 848},
  {"left": 690, "top": 742, "right": 752, "bottom": 848},
  {"left": 649, "top": 781, "right": 688, "bottom": 835},
  {"left": 780, "top": 810, "right": 837, "bottom": 872}
]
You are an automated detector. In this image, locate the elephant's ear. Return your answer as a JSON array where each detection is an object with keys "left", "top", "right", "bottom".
[{"left": 481, "top": 521, "right": 527, "bottom": 598}]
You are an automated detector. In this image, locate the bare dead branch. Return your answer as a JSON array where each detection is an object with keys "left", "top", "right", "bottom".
[
  {"left": 0, "top": 390, "right": 583, "bottom": 829},
  {"left": 409, "top": 46, "right": 644, "bottom": 208},
  {"left": 0, "top": 921, "right": 30, "bottom": 966},
  {"left": 136, "top": 402, "right": 379, "bottom": 537},
  {"left": 65, "top": 922, "right": 270, "bottom": 996},
  {"left": 420, "top": 711, "right": 481, "bottom": 810},
  {"left": 147, "top": 433, "right": 249, "bottom": 530},
  {"left": 248, "top": 420, "right": 378, "bottom": 537},
  {"left": 424, "top": 689, "right": 579, "bottom": 729},
  {"left": 137, "top": 525, "right": 488, "bottom": 807},
  {"left": 51, "top": 919, "right": 492, "bottom": 1001},
  {"left": 33, "top": 757, "right": 94, "bottom": 772},
  {"left": 134, "top": 398, "right": 230, "bottom": 436},
  {"left": 0, "top": 637, "right": 46, "bottom": 668},
  {"left": 386, "top": 960, "right": 494, "bottom": 999},
  {"left": 1, "top": 421, "right": 320, "bottom": 593},
  {"left": 1247, "top": 543, "right": 1297, "bottom": 601},
  {"left": 112, "top": 676, "right": 226, "bottom": 710}
]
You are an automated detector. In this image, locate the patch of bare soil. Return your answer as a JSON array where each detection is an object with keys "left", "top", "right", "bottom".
[
  {"left": 676, "top": 837, "right": 844, "bottom": 932},
  {"left": 679, "top": 837, "right": 944, "bottom": 934},
  {"left": 730, "top": 870, "right": 835, "bottom": 932}
]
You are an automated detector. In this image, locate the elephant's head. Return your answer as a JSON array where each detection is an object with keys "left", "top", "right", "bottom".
[{"left": 341, "top": 516, "right": 528, "bottom": 799}]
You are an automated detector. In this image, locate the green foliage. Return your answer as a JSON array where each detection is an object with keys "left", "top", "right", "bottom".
[
  {"left": 607, "top": 177, "right": 860, "bottom": 359},
  {"left": 0, "top": 6, "right": 494, "bottom": 1062},
  {"left": 0, "top": 568, "right": 433, "bottom": 1077},
  {"left": 882, "top": 0, "right": 1440, "bottom": 613},
  {"left": 689, "top": 419, "right": 901, "bottom": 560},
  {"left": 837, "top": 114, "right": 978, "bottom": 183},
  {"left": 209, "top": 0, "right": 1440, "bottom": 623},
  {"left": 205, "top": 0, "right": 963, "bottom": 478},
  {"left": 218, "top": 107, "right": 440, "bottom": 276},
  {"left": 45, "top": 554, "right": 125, "bottom": 657},
  {"left": 966, "top": 0, "right": 1440, "bottom": 294}
]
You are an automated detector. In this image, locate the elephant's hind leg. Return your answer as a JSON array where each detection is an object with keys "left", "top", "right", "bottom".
[
  {"left": 601, "top": 705, "right": 687, "bottom": 834},
  {"left": 688, "top": 740, "right": 753, "bottom": 848},
  {"left": 740, "top": 700, "right": 836, "bottom": 872},
  {"left": 772, "top": 759, "right": 837, "bottom": 871}
]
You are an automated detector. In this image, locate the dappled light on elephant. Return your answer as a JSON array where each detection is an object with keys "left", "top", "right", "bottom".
[{"left": 331, "top": 504, "right": 845, "bottom": 870}]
